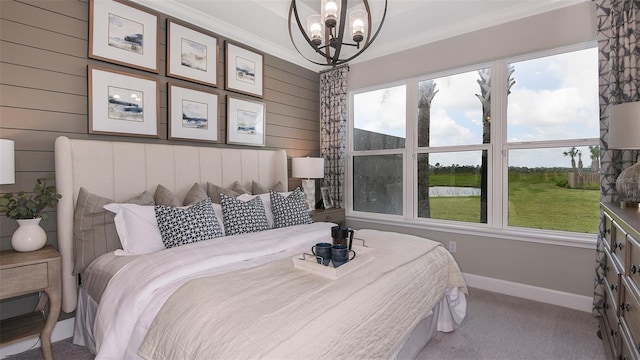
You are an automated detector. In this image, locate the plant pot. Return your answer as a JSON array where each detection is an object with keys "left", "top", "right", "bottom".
[{"left": 11, "top": 218, "right": 47, "bottom": 252}]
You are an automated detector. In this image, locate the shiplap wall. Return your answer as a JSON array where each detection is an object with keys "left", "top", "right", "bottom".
[
  {"left": 0, "top": 0, "right": 320, "bottom": 249},
  {"left": 0, "top": 0, "right": 319, "bottom": 317}
]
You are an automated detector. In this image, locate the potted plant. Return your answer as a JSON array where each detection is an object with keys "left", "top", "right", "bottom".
[{"left": 0, "top": 175, "right": 61, "bottom": 252}]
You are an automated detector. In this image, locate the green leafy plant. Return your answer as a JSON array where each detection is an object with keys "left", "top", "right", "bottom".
[{"left": 0, "top": 175, "right": 62, "bottom": 220}]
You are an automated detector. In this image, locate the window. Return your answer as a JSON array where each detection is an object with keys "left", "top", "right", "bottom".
[{"left": 350, "top": 45, "right": 599, "bottom": 236}]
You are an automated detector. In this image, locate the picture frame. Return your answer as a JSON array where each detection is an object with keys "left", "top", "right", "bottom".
[
  {"left": 168, "top": 83, "right": 219, "bottom": 143},
  {"left": 167, "top": 20, "right": 219, "bottom": 87},
  {"left": 226, "top": 96, "right": 265, "bottom": 147},
  {"left": 225, "top": 41, "right": 264, "bottom": 98},
  {"left": 88, "top": 65, "right": 159, "bottom": 138},
  {"left": 89, "top": 0, "right": 159, "bottom": 73},
  {"left": 321, "top": 187, "right": 333, "bottom": 209}
]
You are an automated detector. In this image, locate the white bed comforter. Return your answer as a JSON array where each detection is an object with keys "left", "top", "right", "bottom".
[
  {"left": 138, "top": 229, "right": 467, "bottom": 360},
  {"left": 94, "top": 222, "right": 337, "bottom": 359}
]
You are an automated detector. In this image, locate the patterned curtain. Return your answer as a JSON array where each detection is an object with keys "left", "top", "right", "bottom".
[
  {"left": 320, "top": 65, "right": 349, "bottom": 208},
  {"left": 593, "top": 0, "right": 639, "bottom": 315}
]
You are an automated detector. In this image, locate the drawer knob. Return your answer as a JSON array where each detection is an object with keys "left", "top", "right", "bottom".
[
  {"left": 620, "top": 302, "right": 630, "bottom": 311},
  {"left": 632, "top": 265, "right": 638, "bottom": 275},
  {"left": 611, "top": 329, "right": 618, "bottom": 337},
  {"left": 606, "top": 228, "right": 611, "bottom": 235},
  {"left": 604, "top": 302, "right": 610, "bottom": 310},
  {"left": 610, "top": 283, "right": 618, "bottom": 291}
]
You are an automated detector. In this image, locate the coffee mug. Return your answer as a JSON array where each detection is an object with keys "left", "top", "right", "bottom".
[
  {"left": 312, "top": 242, "right": 332, "bottom": 266},
  {"left": 331, "top": 244, "right": 356, "bottom": 268}
]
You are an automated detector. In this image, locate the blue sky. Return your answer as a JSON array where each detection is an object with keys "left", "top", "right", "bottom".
[{"left": 353, "top": 47, "right": 599, "bottom": 168}]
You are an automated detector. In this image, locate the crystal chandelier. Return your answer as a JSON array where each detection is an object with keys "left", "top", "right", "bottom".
[{"left": 288, "top": 0, "right": 387, "bottom": 67}]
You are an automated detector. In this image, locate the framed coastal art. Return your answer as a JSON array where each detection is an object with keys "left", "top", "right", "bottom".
[
  {"left": 89, "top": 0, "right": 159, "bottom": 73},
  {"left": 225, "top": 41, "right": 264, "bottom": 98},
  {"left": 167, "top": 20, "right": 219, "bottom": 87},
  {"left": 226, "top": 96, "right": 265, "bottom": 147},
  {"left": 88, "top": 65, "right": 159, "bottom": 138},
  {"left": 168, "top": 83, "right": 219, "bottom": 143}
]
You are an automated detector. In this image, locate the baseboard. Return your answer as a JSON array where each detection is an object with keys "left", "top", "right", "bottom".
[
  {"left": 0, "top": 317, "right": 74, "bottom": 359},
  {"left": 463, "top": 272, "right": 594, "bottom": 312}
]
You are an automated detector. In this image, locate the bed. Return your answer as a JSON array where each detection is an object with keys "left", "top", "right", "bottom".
[{"left": 54, "top": 136, "right": 467, "bottom": 359}]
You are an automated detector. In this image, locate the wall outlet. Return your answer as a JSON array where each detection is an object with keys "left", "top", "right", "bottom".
[{"left": 448, "top": 241, "right": 457, "bottom": 254}]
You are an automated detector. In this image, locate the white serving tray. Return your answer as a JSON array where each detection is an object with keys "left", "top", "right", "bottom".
[{"left": 292, "top": 243, "right": 376, "bottom": 280}]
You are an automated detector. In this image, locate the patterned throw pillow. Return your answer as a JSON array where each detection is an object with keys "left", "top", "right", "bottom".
[
  {"left": 154, "top": 198, "right": 223, "bottom": 249},
  {"left": 220, "top": 193, "right": 269, "bottom": 236},
  {"left": 270, "top": 188, "right": 313, "bottom": 228}
]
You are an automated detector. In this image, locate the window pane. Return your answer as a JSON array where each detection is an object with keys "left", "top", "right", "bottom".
[
  {"left": 507, "top": 48, "right": 599, "bottom": 142},
  {"left": 417, "top": 68, "right": 490, "bottom": 147},
  {"left": 353, "top": 85, "right": 406, "bottom": 151},
  {"left": 508, "top": 146, "right": 599, "bottom": 233},
  {"left": 353, "top": 154, "right": 403, "bottom": 215},
  {"left": 417, "top": 151, "right": 486, "bottom": 223}
]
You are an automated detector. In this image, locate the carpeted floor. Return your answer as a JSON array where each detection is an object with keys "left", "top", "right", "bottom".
[{"left": 6, "top": 288, "right": 605, "bottom": 360}]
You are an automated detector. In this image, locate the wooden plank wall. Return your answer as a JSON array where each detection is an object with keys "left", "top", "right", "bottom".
[{"left": 0, "top": 0, "right": 320, "bottom": 252}]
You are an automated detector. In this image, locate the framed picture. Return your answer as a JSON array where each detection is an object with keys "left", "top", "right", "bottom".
[
  {"left": 226, "top": 96, "right": 265, "bottom": 147},
  {"left": 168, "top": 84, "right": 219, "bottom": 143},
  {"left": 321, "top": 187, "right": 333, "bottom": 209},
  {"left": 167, "top": 20, "right": 219, "bottom": 87},
  {"left": 89, "top": 0, "right": 159, "bottom": 73},
  {"left": 88, "top": 65, "right": 159, "bottom": 138},
  {"left": 225, "top": 41, "right": 264, "bottom": 98}
]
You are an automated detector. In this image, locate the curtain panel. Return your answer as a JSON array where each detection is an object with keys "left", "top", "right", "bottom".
[
  {"left": 320, "top": 65, "right": 349, "bottom": 208},
  {"left": 593, "top": 0, "right": 639, "bottom": 315}
]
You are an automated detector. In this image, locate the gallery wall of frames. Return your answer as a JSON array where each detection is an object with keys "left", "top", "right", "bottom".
[{"left": 87, "top": 0, "right": 293, "bottom": 147}]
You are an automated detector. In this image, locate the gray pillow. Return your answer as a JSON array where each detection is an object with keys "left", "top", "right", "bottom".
[
  {"left": 73, "top": 187, "right": 153, "bottom": 275},
  {"left": 207, "top": 182, "right": 241, "bottom": 204},
  {"left": 252, "top": 180, "right": 286, "bottom": 194},
  {"left": 155, "top": 198, "right": 223, "bottom": 249},
  {"left": 270, "top": 188, "right": 312, "bottom": 228},
  {"left": 183, "top": 183, "right": 208, "bottom": 206},
  {"left": 154, "top": 184, "right": 181, "bottom": 207},
  {"left": 220, "top": 193, "right": 269, "bottom": 236}
]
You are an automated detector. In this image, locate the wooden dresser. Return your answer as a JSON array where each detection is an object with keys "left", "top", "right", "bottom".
[{"left": 600, "top": 202, "right": 640, "bottom": 360}]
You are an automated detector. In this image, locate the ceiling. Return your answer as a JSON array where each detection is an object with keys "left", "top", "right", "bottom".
[{"left": 134, "top": 0, "right": 589, "bottom": 71}]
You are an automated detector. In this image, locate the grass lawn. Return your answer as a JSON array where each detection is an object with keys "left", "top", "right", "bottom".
[{"left": 427, "top": 171, "right": 600, "bottom": 233}]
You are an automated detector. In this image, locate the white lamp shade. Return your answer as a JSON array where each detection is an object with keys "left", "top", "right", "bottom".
[
  {"left": 0, "top": 139, "right": 15, "bottom": 185},
  {"left": 609, "top": 101, "right": 640, "bottom": 149},
  {"left": 291, "top": 157, "right": 324, "bottom": 179}
]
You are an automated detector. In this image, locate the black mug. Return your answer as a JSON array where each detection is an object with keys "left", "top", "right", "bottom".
[
  {"left": 331, "top": 225, "right": 354, "bottom": 250},
  {"left": 331, "top": 244, "right": 356, "bottom": 268},
  {"left": 312, "top": 242, "right": 332, "bottom": 266}
]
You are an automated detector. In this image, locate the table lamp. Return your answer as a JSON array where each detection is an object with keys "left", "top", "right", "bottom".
[
  {"left": 292, "top": 157, "right": 324, "bottom": 210},
  {"left": 0, "top": 139, "right": 15, "bottom": 185},
  {"left": 609, "top": 101, "right": 640, "bottom": 207}
]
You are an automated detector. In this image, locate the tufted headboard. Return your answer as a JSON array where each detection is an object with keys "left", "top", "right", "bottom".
[{"left": 54, "top": 136, "right": 288, "bottom": 313}]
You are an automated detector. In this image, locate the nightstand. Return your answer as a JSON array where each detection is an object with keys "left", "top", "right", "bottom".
[
  {"left": 0, "top": 245, "right": 61, "bottom": 360},
  {"left": 310, "top": 207, "right": 345, "bottom": 226}
]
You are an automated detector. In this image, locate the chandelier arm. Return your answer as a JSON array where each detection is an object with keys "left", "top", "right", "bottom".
[
  {"left": 363, "top": 0, "right": 372, "bottom": 43},
  {"left": 336, "top": 0, "right": 386, "bottom": 65},
  {"left": 329, "top": 0, "right": 349, "bottom": 65},
  {"left": 288, "top": 0, "right": 332, "bottom": 65}
]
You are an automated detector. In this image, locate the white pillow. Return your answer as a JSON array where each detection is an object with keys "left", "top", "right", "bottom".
[
  {"left": 103, "top": 203, "right": 165, "bottom": 255},
  {"left": 237, "top": 192, "right": 291, "bottom": 228}
]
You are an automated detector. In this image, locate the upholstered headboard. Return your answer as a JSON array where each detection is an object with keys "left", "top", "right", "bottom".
[{"left": 54, "top": 136, "right": 288, "bottom": 313}]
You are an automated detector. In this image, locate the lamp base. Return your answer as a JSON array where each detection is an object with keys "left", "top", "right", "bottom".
[
  {"left": 301, "top": 179, "right": 316, "bottom": 211},
  {"left": 616, "top": 158, "right": 640, "bottom": 208}
]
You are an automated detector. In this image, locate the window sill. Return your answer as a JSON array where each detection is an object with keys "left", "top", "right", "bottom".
[{"left": 346, "top": 213, "right": 597, "bottom": 250}]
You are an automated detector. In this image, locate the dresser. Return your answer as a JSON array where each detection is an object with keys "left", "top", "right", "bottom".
[
  {"left": 0, "top": 246, "right": 61, "bottom": 360},
  {"left": 600, "top": 202, "right": 640, "bottom": 360}
]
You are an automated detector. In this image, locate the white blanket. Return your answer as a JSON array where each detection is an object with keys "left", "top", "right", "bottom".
[
  {"left": 138, "top": 229, "right": 467, "bottom": 360},
  {"left": 94, "top": 222, "right": 337, "bottom": 359}
]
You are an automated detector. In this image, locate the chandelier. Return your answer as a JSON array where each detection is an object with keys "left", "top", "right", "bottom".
[{"left": 288, "top": 0, "right": 387, "bottom": 67}]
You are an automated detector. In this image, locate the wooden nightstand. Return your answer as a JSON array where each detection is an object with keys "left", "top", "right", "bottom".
[
  {"left": 0, "top": 245, "right": 61, "bottom": 360},
  {"left": 310, "top": 207, "right": 345, "bottom": 226}
]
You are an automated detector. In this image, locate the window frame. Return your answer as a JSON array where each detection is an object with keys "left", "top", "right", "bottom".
[{"left": 346, "top": 41, "right": 599, "bottom": 249}]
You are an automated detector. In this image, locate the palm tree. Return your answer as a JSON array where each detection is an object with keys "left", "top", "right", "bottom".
[
  {"left": 417, "top": 80, "right": 438, "bottom": 218},
  {"left": 563, "top": 147, "right": 579, "bottom": 187},
  {"left": 589, "top": 145, "right": 600, "bottom": 172}
]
